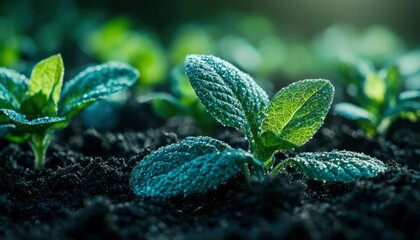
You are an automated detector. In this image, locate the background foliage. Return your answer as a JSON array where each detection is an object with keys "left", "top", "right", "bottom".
[{"left": 1, "top": 0, "right": 419, "bottom": 130}]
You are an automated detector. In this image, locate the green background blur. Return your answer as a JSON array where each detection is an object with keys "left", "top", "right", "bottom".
[{"left": 1, "top": 0, "right": 419, "bottom": 88}]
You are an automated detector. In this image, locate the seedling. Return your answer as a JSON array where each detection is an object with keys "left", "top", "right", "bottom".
[
  {"left": 0, "top": 54, "right": 139, "bottom": 168},
  {"left": 334, "top": 58, "right": 420, "bottom": 136},
  {"left": 130, "top": 55, "right": 386, "bottom": 198}
]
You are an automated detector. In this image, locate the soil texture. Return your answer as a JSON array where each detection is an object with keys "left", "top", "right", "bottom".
[{"left": 1, "top": 103, "right": 419, "bottom": 240}]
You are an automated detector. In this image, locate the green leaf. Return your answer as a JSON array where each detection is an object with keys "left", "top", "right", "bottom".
[
  {"left": 364, "top": 73, "right": 386, "bottom": 105},
  {"left": 284, "top": 151, "right": 387, "bottom": 182},
  {"left": 334, "top": 102, "right": 375, "bottom": 122},
  {"left": 0, "top": 67, "right": 29, "bottom": 109},
  {"left": 19, "top": 91, "right": 50, "bottom": 117},
  {"left": 382, "top": 65, "right": 401, "bottom": 105},
  {"left": 385, "top": 90, "right": 420, "bottom": 118},
  {"left": 59, "top": 62, "right": 139, "bottom": 118},
  {"left": 0, "top": 109, "right": 66, "bottom": 132},
  {"left": 28, "top": 54, "right": 64, "bottom": 106},
  {"left": 399, "top": 90, "right": 420, "bottom": 102},
  {"left": 260, "top": 79, "right": 334, "bottom": 150},
  {"left": 130, "top": 136, "right": 265, "bottom": 197},
  {"left": 184, "top": 55, "right": 269, "bottom": 142}
]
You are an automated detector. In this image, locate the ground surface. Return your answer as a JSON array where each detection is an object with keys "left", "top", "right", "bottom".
[{"left": 0, "top": 102, "right": 419, "bottom": 240}]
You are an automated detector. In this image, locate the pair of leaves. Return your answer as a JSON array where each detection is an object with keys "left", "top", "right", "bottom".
[
  {"left": 0, "top": 54, "right": 139, "bottom": 138},
  {"left": 1, "top": 55, "right": 66, "bottom": 139},
  {"left": 333, "top": 95, "right": 420, "bottom": 125},
  {"left": 335, "top": 59, "right": 420, "bottom": 135},
  {"left": 130, "top": 55, "right": 386, "bottom": 198},
  {"left": 184, "top": 55, "right": 333, "bottom": 161},
  {"left": 130, "top": 137, "right": 386, "bottom": 197}
]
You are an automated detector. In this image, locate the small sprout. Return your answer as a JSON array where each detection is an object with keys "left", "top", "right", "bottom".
[
  {"left": 334, "top": 58, "right": 420, "bottom": 137},
  {"left": 0, "top": 54, "right": 139, "bottom": 168},
  {"left": 130, "top": 55, "right": 386, "bottom": 198}
]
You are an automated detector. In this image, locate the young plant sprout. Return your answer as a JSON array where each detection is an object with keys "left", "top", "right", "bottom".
[
  {"left": 130, "top": 55, "right": 386, "bottom": 198},
  {"left": 0, "top": 54, "right": 139, "bottom": 168},
  {"left": 334, "top": 58, "right": 420, "bottom": 137}
]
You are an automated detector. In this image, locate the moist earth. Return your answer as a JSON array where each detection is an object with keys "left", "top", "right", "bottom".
[{"left": 0, "top": 102, "right": 419, "bottom": 240}]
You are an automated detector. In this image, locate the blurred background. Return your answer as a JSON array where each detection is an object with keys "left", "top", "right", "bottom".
[
  {"left": 1, "top": 0, "right": 419, "bottom": 79},
  {"left": 1, "top": 0, "right": 419, "bottom": 130}
]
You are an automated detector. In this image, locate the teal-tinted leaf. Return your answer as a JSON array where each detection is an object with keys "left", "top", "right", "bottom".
[
  {"left": 130, "top": 136, "right": 265, "bottom": 197},
  {"left": 1, "top": 109, "right": 66, "bottom": 131},
  {"left": 384, "top": 90, "right": 420, "bottom": 117},
  {"left": 184, "top": 55, "right": 269, "bottom": 142},
  {"left": 285, "top": 150, "right": 387, "bottom": 182},
  {"left": 399, "top": 90, "right": 420, "bottom": 102},
  {"left": 28, "top": 54, "right": 64, "bottom": 106},
  {"left": 260, "top": 79, "right": 334, "bottom": 150},
  {"left": 59, "top": 62, "right": 139, "bottom": 118},
  {"left": 334, "top": 102, "right": 375, "bottom": 122},
  {"left": 397, "top": 49, "right": 420, "bottom": 76},
  {"left": 0, "top": 67, "right": 29, "bottom": 109},
  {"left": 0, "top": 124, "right": 15, "bottom": 136}
]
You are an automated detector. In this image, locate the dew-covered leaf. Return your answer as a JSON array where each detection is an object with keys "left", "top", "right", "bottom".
[
  {"left": 0, "top": 109, "right": 66, "bottom": 132},
  {"left": 59, "top": 62, "right": 139, "bottom": 118},
  {"left": 334, "top": 102, "right": 375, "bottom": 122},
  {"left": 284, "top": 150, "right": 387, "bottom": 182},
  {"left": 130, "top": 136, "right": 265, "bottom": 197},
  {"left": 184, "top": 55, "right": 269, "bottom": 142},
  {"left": 28, "top": 54, "right": 64, "bottom": 106},
  {"left": 260, "top": 79, "right": 334, "bottom": 150},
  {"left": 0, "top": 67, "right": 29, "bottom": 109}
]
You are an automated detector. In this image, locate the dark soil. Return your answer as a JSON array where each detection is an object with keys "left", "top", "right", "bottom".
[{"left": 1, "top": 102, "right": 419, "bottom": 240}]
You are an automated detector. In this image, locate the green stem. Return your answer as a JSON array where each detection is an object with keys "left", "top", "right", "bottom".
[
  {"left": 376, "top": 117, "right": 392, "bottom": 137},
  {"left": 243, "top": 163, "right": 251, "bottom": 183},
  {"left": 270, "top": 160, "right": 290, "bottom": 176},
  {"left": 29, "top": 132, "right": 52, "bottom": 169}
]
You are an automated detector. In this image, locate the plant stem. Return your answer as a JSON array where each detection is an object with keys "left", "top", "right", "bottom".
[
  {"left": 243, "top": 163, "right": 251, "bottom": 183},
  {"left": 29, "top": 132, "right": 52, "bottom": 169},
  {"left": 270, "top": 160, "right": 290, "bottom": 176},
  {"left": 377, "top": 117, "right": 392, "bottom": 137}
]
